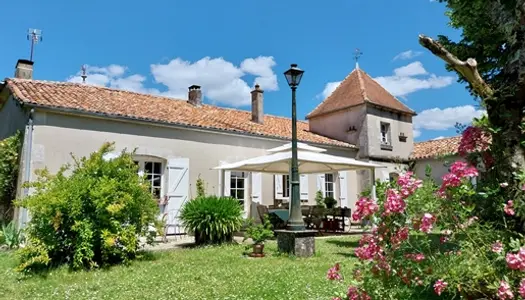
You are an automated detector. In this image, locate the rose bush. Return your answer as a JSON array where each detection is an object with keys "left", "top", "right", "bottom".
[{"left": 327, "top": 125, "right": 525, "bottom": 299}]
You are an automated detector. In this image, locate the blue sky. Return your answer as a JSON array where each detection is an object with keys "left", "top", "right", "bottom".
[{"left": 0, "top": 0, "right": 484, "bottom": 142}]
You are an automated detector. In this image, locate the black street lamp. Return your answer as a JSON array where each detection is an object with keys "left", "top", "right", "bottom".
[{"left": 284, "top": 63, "right": 305, "bottom": 231}]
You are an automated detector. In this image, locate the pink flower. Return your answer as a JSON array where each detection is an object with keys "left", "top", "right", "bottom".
[
  {"left": 506, "top": 247, "right": 525, "bottom": 271},
  {"left": 492, "top": 241, "right": 503, "bottom": 253},
  {"left": 352, "top": 197, "right": 379, "bottom": 221},
  {"left": 450, "top": 161, "right": 479, "bottom": 178},
  {"left": 500, "top": 182, "right": 509, "bottom": 188},
  {"left": 397, "top": 172, "right": 423, "bottom": 197},
  {"left": 521, "top": 184, "right": 525, "bottom": 191},
  {"left": 384, "top": 189, "right": 406, "bottom": 215},
  {"left": 347, "top": 286, "right": 370, "bottom": 300},
  {"left": 504, "top": 200, "right": 515, "bottom": 216},
  {"left": 519, "top": 279, "right": 525, "bottom": 298},
  {"left": 497, "top": 280, "right": 514, "bottom": 300},
  {"left": 354, "top": 235, "right": 382, "bottom": 261},
  {"left": 390, "top": 227, "right": 409, "bottom": 248},
  {"left": 458, "top": 126, "right": 490, "bottom": 157},
  {"left": 419, "top": 213, "right": 436, "bottom": 234},
  {"left": 405, "top": 253, "right": 425, "bottom": 262},
  {"left": 326, "top": 263, "right": 342, "bottom": 281},
  {"left": 433, "top": 279, "right": 448, "bottom": 296}
]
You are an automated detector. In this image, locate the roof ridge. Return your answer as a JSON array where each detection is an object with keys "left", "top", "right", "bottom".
[
  {"left": 6, "top": 78, "right": 310, "bottom": 123},
  {"left": 355, "top": 68, "right": 368, "bottom": 100},
  {"left": 414, "top": 135, "right": 461, "bottom": 145},
  {"left": 358, "top": 71, "right": 415, "bottom": 114},
  {"left": 306, "top": 68, "right": 360, "bottom": 118}
]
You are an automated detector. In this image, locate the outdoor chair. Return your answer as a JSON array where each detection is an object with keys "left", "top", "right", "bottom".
[
  {"left": 256, "top": 204, "right": 269, "bottom": 224},
  {"left": 163, "top": 209, "right": 184, "bottom": 242}
]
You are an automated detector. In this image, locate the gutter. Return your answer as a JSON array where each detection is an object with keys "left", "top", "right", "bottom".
[
  {"left": 20, "top": 108, "right": 34, "bottom": 227},
  {"left": 20, "top": 101, "right": 358, "bottom": 151}
]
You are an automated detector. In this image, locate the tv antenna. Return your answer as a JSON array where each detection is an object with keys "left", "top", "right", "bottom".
[
  {"left": 27, "top": 28, "right": 43, "bottom": 62},
  {"left": 81, "top": 65, "right": 88, "bottom": 83}
]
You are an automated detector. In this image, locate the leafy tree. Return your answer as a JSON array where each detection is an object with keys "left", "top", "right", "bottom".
[
  {"left": 420, "top": 0, "right": 525, "bottom": 182},
  {"left": 196, "top": 174, "right": 206, "bottom": 198}
]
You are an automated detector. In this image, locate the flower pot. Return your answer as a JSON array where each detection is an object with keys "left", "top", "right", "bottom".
[{"left": 249, "top": 243, "right": 265, "bottom": 258}]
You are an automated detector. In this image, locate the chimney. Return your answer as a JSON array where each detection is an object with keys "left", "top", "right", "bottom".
[
  {"left": 251, "top": 84, "right": 264, "bottom": 124},
  {"left": 188, "top": 85, "right": 202, "bottom": 106},
  {"left": 15, "top": 59, "right": 34, "bottom": 79}
]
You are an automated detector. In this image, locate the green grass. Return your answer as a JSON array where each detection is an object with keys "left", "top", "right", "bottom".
[{"left": 0, "top": 236, "right": 360, "bottom": 300}]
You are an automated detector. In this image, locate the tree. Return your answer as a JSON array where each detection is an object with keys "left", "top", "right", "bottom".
[{"left": 419, "top": 0, "right": 525, "bottom": 182}]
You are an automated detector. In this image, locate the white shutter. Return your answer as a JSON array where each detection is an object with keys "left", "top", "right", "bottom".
[
  {"left": 339, "top": 171, "right": 348, "bottom": 208},
  {"left": 219, "top": 161, "right": 231, "bottom": 197},
  {"left": 381, "top": 170, "right": 390, "bottom": 182},
  {"left": 316, "top": 174, "right": 326, "bottom": 196},
  {"left": 274, "top": 175, "right": 283, "bottom": 199},
  {"left": 251, "top": 172, "right": 262, "bottom": 204},
  {"left": 300, "top": 174, "right": 309, "bottom": 201},
  {"left": 166, "top": 158, "right": 190, "bottom": 233}
]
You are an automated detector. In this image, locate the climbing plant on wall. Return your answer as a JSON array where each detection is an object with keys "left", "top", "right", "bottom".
[{"left": 0, "top": 131, "right": 22, "bottom": 222}]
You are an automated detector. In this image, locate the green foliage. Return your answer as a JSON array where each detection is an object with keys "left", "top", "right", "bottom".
[
  {"left": 180, "top": 196, "right": 243, "bottom": 245},
  {"left": 243, "top": 217, "right": 273, "bottom": 245},
  {"left": 196, "top": 174, "right": 206, "bottom": 198},
  {"left": 0, "top": 132, "right": 22, "bottom": 221},
  {"left": 1, "top": 221, "right": 22, "bottom": 249},
  {"left": 315, "top": 190, "right": 324, "bottom": 207},
  {"left": 15, "top": 142, "right": 159, "bottom": 272},
  {"left": 324, "top": 196, "right": 337, "bottom": 209}
]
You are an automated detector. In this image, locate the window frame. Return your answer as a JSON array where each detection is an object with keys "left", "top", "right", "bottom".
[
  {"left": 324, "top": 173, "right": 335, "bottom": 199},
  {"left": 380, "top": 122, "right": 391, "bottom": 145},
  {"left": 134, "top": 157, "right": 164, "bottom": 200},
  {"left": 230, "top": 171, "right": 247, "bottom": 205},
  {"left": 282, "top": 175, "right": 290, "bottom": 198}
]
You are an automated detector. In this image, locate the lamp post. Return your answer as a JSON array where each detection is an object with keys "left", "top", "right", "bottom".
[{"left": 284, "top": 64, "right": 305, "bottom": 231}]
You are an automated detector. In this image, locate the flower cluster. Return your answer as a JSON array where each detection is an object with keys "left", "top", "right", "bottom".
[
  {"left": 354, "top": 235, "right": 382, "bottom": 261},
  {"left": 397, "top": 171, "right": 422, "bottom": 197},
  {"left": 492, "top": 241, "right": 503, "bottom": 254},
  {"left": 458, "top": 126, "right": 490, "bottom": 157},
  {"left": 327, "top": 263, "right": 343, "bottom": 281},
  {"left": 506, "top": 248, "right": 525, "bottom": 271},
  {"left": 439, "top": 161, "right": 479, "bottom": 196},
  {"left": 384, "top": 189, "right": 406, "bottom": 215},
  {"left": 498, "top": 280, "right": 514, "bottom": 300},
  {"left": 433, "top": 279, "right": 448, "bottom": 296},
  {"left": 405, "top": 253, "right": 425, "bottom": 262},
  {"left": 419, "top": 213, "right": 436, "bottom": 233},
  {"left": 346, "top": 286, "right": 371, "bottom": 300},
  {"left": 504, "top": 200, "right": 515, "bottom": 216},
  {"left": 390, "top": 227, "right": 409, "bottom": 248},
  {"left": 352, "top": 197, "right": 378, "bottom": 221}
]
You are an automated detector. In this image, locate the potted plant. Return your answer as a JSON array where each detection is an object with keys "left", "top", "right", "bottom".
[
  {"left": 324, "top": 196, "right": 337, "bottom": 209},
  {"left": 244, "top": 217, "right": 274, "bottom": 257}
]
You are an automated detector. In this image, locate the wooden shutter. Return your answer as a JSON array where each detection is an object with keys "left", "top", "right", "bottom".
[
  {"left": 339, "top": 171, "right": 348, "bottom": 208},
  {"left": 300, "top": 174, "right": 309, "bottom": 201},
  {"left": 251, "top": 172, "right": 262, "bottom": 204},
  {"left": 166, "top": 158, "right": 190, "bottom": 233},
  {"left": 316, "top": 174, "right": 326, "bottom": 196},
  {"left": 274, "top": 175, "right": 283, "bottom": 199}
]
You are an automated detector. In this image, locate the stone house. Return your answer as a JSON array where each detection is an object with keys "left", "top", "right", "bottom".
[{"left": 0, "top": 59, "right": 456, "bottom": 226}]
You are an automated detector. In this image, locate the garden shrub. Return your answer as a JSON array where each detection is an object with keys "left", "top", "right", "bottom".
[
  {"left": 180, "top": 196, "right": 243, "bottom": 245},
  {"left": 0, "top": 131, "right": 22, "bottom": 222},
  {"left": 15, "top": 143, "right": 158, "bottom": 272},
  {"left": 327, "top": 153, "right": 525, "bottom": 299},
  {"left": 1, "top": 221, "right": 22, "bottom": 249}
]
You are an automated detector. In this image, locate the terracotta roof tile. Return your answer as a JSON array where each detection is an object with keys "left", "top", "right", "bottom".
[
  {"left": 410, "top": 136, "right": 462, "bottom": 160},
  {"left": 307, "top": 68, "right": 416, "bottom": 118},
  {"left": 5, "top": 78, "right": 356, "bottom": 149}
]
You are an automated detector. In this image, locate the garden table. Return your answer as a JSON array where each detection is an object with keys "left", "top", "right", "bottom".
[{"left": 268, "top": 209, "right": 289, "bottom": 222}]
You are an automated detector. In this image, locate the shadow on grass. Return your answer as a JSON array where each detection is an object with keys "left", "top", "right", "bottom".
[{"left": 326, "top": 239, "right": 360, "bottom": 248}]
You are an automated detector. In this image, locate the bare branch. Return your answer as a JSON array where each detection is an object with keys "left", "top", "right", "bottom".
[{"left": 418, "top": 34, "right": 494, "bottom": 99}]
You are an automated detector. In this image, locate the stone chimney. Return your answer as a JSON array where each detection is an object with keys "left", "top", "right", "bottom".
[
  {"left": 251, "top": 84, "right": 264, "bottom": 124},
  {"left": 188, "top": 85, "right": 202, "bottom": 106},
  {"left": 15, "top": 59, "right": 34, "bottom": 79}
]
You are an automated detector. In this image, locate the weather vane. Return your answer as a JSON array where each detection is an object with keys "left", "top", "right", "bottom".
[
  {"left": 354, "top": 48, "right": 363, "bottom": 68},
  {"left": 27, "top": 28, "right": 43, "bottom": 62},
  {"left": 81, "top": 65, "right": 88, "bottom": 83}
]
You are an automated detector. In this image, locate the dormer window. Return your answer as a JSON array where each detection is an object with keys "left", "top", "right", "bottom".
[{"left": 380, "top": 122, "right": 393, "bottom": 151}]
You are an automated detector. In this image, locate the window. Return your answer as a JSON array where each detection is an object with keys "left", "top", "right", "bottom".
[
  {"left": 380, "top": 122, "right": 390, "bottom": 145},
  {"left": 134, "top": 160, "right": 163, "bottom": 199},
  {"left": 282, "top": 175, "right": 290, "bottom": 198},
  {"left": 389, "top": 172, "right": 399, "bottom": 182},
  {"left": 324, "top": 173, "right": 335, "bottom": 198},
  {"left": 230, "top": 171, "right": 246, "bottom": 205}
]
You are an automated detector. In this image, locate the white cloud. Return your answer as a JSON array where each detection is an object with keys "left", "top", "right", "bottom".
[
  {"left": 393, "top": 50, "right": 423, "bottom": 61},
  {"left": 317, "top": 61, "right": 455, "bottom": 99},
  {"left": 413, "top": 129, "right": 422, "bottom": 138},
  {"left": 414, "top": 105, "right": 485, "bottom": 131},
  {"left": 67, "top": 56, "right": 279, "bottom": 107},
  {"left": 432, "top": 136, "right": 446, "bottom": 140},
  {"left": 393, "top": 61, "right": 427, "bottom": 77}
]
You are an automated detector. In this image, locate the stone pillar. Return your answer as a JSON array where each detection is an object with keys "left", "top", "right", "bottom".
[{"left": 275, "top": 229, "right": 316, "bottom": 257}]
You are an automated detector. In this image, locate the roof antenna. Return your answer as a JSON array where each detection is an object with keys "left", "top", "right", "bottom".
[
  {"left": 354, "top": 48, "right": 363, "bottom": 69},
  {"left": 81, "top": 65, "right": 88, "bottom": 83},
  {"left": 27, "top": 28, "right": 43, "bottom": 62}
]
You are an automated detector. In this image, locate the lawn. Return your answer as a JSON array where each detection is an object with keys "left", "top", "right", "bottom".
[{"left": 0, "top": 236, "right": 360, "bottom": 300}]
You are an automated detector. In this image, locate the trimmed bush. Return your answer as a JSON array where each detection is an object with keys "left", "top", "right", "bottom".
[
  {"left": 180, "top": 196, "right": 243, "bottom": 245},
  {"left": 16, "top": 143, "right": 159, "bottom": 272}
]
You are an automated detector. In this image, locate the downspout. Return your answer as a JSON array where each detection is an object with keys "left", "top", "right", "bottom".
[{"left": 20, "top": 108, "right": 35, "bottom": 226}]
